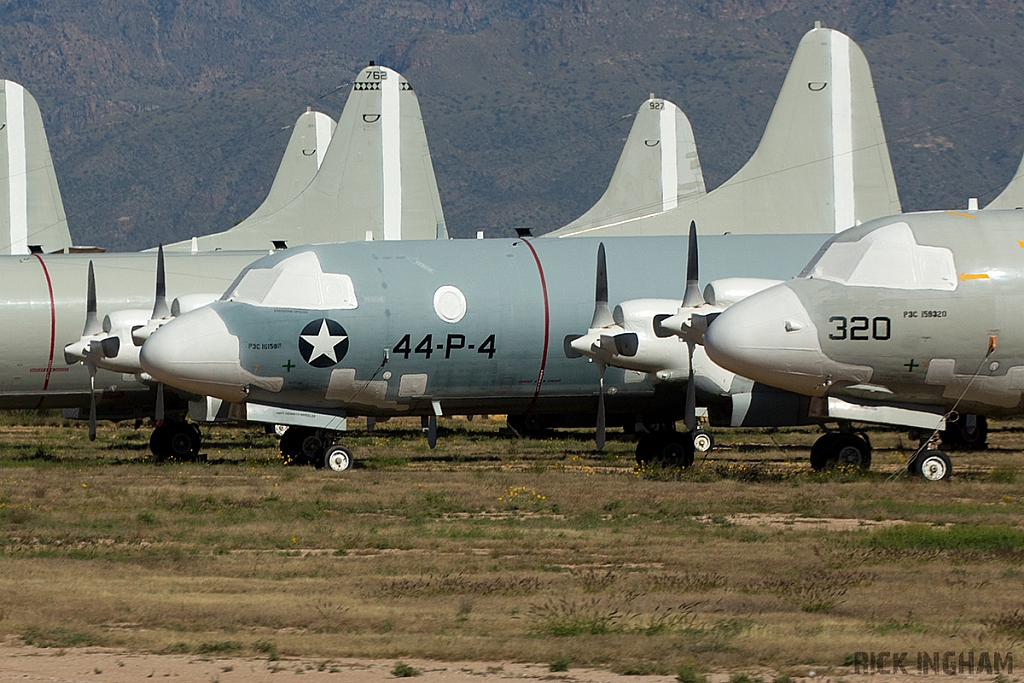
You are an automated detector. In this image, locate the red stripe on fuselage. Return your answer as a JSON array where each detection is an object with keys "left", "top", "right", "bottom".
[
  {"left": 520, "top": 239, "right": 550, "bottom": 412},
  {"left": 31, "top": 254, "right": 57, "bottom": 404}
]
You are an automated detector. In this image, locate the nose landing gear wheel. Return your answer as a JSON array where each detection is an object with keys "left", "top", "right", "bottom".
[
  {"left": 916, "top": 450, "right": 952, "bottom": 481},
  {"left": 691, "top": 429, "right": 714, "bottom": 455},
  {"left": 324, "top": 444, "right": 353, "bottom": 472}
]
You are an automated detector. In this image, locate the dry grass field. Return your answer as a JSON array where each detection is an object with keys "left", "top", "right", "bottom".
[{"left": 0, "top": 411, "right": 1023, "bottom": 680}]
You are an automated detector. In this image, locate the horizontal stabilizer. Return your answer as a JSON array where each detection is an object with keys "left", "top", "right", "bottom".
[
  {"left": 560, "top": 97, "right": 705, "bottom": 233},
  {"left": 0, "top": 80, "right": 72, "bottom": 254},
  {"left": 546, "top": 26, "right": 901, "bottom": 238}
]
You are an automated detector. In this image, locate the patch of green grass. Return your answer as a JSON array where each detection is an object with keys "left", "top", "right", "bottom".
[
  {"left": 391, "top": 661, "right": 421, "bottom": 677},
  {"left": 677, "top": 662, "right": 705, "bottom": 683},
  {"left": 22, "top": 627, "right": 105, "bottom": 648},
  {"left": 615, "top": 661, "right": 672, "bottom": 675},
  {"left": 549, "top": 654, "right": 571, "bottom": 672},
  {"left": 990, "top": 465, "right": 1017, "bottom": 484},
  {"left": 196, "top": 640, "right": 244, "bottom": 654},
  {"left": 864, "top": 524, "right": 1024, "bottom": 553},
  {"left": 252, "top": 639, "right": 279, "bottom": 661}
]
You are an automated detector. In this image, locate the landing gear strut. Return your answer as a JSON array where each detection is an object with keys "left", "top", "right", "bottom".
[
  {"left": 150, "top": 420, "right": 202, "bottom": 462},
  {"left": 809, "top": 431, "right": 872, "bottom": 471},
  {"left": 940, "top": 414, "right": 988, "bottom": 451}
]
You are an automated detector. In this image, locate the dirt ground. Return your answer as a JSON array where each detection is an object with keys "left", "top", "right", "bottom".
[{"left": 0, "top": 646, "right": 1011, "bottom": 683}]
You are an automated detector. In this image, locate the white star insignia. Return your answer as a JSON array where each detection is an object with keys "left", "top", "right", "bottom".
[{"left": 301, "top": 320, "right": 348, "bottom": 364}]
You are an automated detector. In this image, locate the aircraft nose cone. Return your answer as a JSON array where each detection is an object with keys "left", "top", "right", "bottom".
[
  {"left": 140, "top": 307, "right": 248, "bottom": 403},
  {"left": 704, "top": 284, "right": 830, "bottom": 396}
]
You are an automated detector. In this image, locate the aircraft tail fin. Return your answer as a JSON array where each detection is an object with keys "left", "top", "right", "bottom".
[
  {"left": 173, "top": 64, "right": 446, "bottom": 252},
  {"left": 714, "top": 25, "right": 901, "bottom": 233},
  {"left": 301, "top": 64, "right": 447, "bottom": 242},
  {"left": 984, "top": 151, "right": 1024, "bottom": 210},
  {"left": 163, "top": 108, "right": 337, "bottom": 252},
  {"left": 546, "top": 26, "right": 901, "bottom": 238},
  {"left": 239, "top": 109, "right": 337, "bottom": 224},
  {"left": 559, "top": 97, "right": 705, "bottom": 234},
  {"left": 0, "top": 80, "right": 72, "bottom": 254}
]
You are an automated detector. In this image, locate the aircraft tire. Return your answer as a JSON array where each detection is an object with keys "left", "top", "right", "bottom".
[
  {"left": 830, "top": 434, "right": 872, "bottom": 471},
  {"left": 917, "top": 451, "right": 952, "bottom": 482},
  {"left": 279, "top": 427, "right": 326, "bottom": 466},
  {"left": 324, "top": 444, "right": 353, "bottom": 472},
  {"left": 150, "top": 421, "right": 201, "bottom": 462},
  {"left": 692, "top": 429, "right": 714, "bottom": 455},
  {"left": 940, "top": 414, "right": 988, "bottom": 451},
  {"left": 907, "top": 455, "right": 921, "bottom": 476},
  {"left": 635, "top": 434, "right": 655, "bottom": 466},
  {"left": 658, "top": 433, "right": 695, "bottom": 468},
  {"left": 809, "top": 433, "right": 841, "bottom": 471}
]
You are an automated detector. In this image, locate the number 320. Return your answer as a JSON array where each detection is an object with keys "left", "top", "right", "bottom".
[{"left": 828, "top": 316, "right": 891, "bottom": 341}]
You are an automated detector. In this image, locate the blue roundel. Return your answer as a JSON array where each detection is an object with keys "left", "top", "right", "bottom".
[{"left": 298, "top": 318, "right": 349, "bottom": 368}]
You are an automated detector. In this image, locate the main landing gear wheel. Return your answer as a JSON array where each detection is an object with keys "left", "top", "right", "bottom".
[
  {"left": 150, "top": 421, "right": 202, "bottom": 462},
  {"left": 279, "top": 426, "right": 326, "bottom": 466},
  {"left": 915, "top": 450, "right": 952, "bottom": 481},
  {"left": 940, "top": 414, "right": 988, "bottom": 451},
  {"left": 323, "top": 444, "right": 354, "bottom": 472},
  {"left": 635, "top": 432, "right": 694, "bottom": 468},
  {"left": 809, "top": 432, "right": 871, "bottom": 471}
]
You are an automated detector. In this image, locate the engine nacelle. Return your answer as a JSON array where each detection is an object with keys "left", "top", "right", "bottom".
[{"left": 702, "top": 278, "right": 782, "bottom": 307}]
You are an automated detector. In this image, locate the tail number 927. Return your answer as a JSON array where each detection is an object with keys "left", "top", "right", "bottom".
[
  {"left": 828, "top": 316, "right": 891, "bottom": 341},
  {"left": 393, "top": 333, "right": 496, "bottom": 360}
]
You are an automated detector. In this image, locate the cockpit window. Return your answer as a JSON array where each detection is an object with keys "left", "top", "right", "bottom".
[
  {"left": 799, "top": 221, "right": 957, "bottom": 291},
  {"left": 223, "top": 251, "right": 358, "bottom": 309}
]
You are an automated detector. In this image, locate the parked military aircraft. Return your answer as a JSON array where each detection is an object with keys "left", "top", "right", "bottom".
[
  {"left": 139, "top": 232, "right": 835, "bottom": 470},
  {"left": 0, "top": 79, "right": 73, "bottom": 254},
  {"left": 0, "top": 65, "right": 449, "bottom": 458},
  {"left": 702, "top": 209, "right": 1024, "bottom": 480}
]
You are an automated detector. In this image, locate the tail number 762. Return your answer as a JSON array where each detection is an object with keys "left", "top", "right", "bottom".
[{"left": 827, "top": 316, "right": 891, "bottom": 341}]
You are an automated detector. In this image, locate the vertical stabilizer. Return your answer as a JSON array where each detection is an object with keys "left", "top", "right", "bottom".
[
  {"left": 239, "top": 109, "right": 337, "bottom": 224},
  {"left": 0, "top": 80, "right": 72, "bottom": 254},
  {"left": 984, "top": 151, "right": 1024, "bottom": 210},
  {"left": 167, "top": 65, "right": 446, "bottom": 252},
  {"left": 545, "top": 26, "right": 901, "bottom": 238},
  {"left": 163, "top": 109, "right": 337, "bottom": 251},
  {"left": 559, "top": 97, "right": 705, "bottom": 234},
  {"left": 304, "top": 65, "right": 447, "bottom": 242}
]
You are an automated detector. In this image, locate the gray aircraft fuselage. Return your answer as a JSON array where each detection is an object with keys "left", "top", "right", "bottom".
[
  {"left": 705, "top": 210, "right": 1024, "bottom": 418},
  {"left": 0, "top": 251, "right": 265, "bottom": 410},
  {"left": 141, "top": 234, "right": 831, "bottom": 421}
]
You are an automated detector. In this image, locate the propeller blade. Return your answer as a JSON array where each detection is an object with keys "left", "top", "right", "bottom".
[
  {"left": 596, "top": 361, "right": 606, "bottom": 450},
  {"left": 684, "top": 342, "right": 696, "bottom": 432},
  {"left": 681, "top": 221, "right": 705, "bottom": 309},
  {"left": 83, "top": 261, "right": 102, "bottom": 337},
  {"left": 155, "top": 382, "right": 165, "bottom": 425},
  {"left": 428, "top": 414, "right": 438, "bottom": 449},
  {"left": 590, "top": 243, "right": 615, "bottom": 329},
  {"left": 151, "top": 245, "right": 170, "bottom": 320},
  {"left": 88, "top": 364, "right": 97, "bottom": 441}
]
